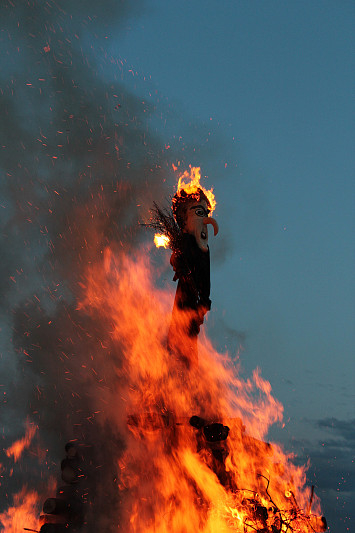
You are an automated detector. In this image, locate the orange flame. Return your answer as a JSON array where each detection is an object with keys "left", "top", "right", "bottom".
[
  {"left": 5, "top": 422, "right": 37, "bottom": 463},
  {"left": 77, "top": 247, "right": 324, "bottom": 532},
  {"left": 0, "top": 487, "right": 42, "bottom": 533},
  {"left": 154, "top": 233, "right": 170, "bottom": 248},
  {"left": 176, "top": 166, "right": 216, "bottom": 214}
]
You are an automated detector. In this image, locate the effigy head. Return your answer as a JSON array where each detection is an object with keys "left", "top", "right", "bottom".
[{"left": 172, "top": 187, "right": 219, "bottom": 252}]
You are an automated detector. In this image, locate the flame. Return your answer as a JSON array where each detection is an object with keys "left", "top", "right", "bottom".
[
  {"left": 154, "top": 233, "right": 170, "bottom": 248},
  {"left": 0, "top": 487, "right": 41, "bottom": 533},
  {"left": 176, "top": 166, "right": 216, "bottom": 214},
  {"left": 77, "top": 247, "right": 324, "bottom": 532},
  {"left": 1, "top": 433, "right": 55, "bottom": 532},
  {"left": 5, "top": 422, "right": 37, "bottom": 463}
]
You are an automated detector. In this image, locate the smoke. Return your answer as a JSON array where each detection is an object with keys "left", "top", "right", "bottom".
[
  {"left": 0, "top": 2, "right": 246, "bottom": 530},
  {"left": 0, "top": 1, "right": 177, "bottom": 529}
]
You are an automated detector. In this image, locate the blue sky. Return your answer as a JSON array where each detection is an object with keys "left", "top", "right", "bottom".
[{"left": 0, "top": 0, "right": 353, "bottom": 530}]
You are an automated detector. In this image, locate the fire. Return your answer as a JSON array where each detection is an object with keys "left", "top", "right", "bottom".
[
  {"left": 77, "top": 247, "right": 325, "bottom": 532},
  {"left": 176, "top": 166, "right": 216, "bottom": 214},
  {"left": 1, "top": 428, "right": 56, "bottom": 532},
  {"left": 154, "top": 233, "right": 170, "bottom": 248},
  {"left": 5, "top": 422, "right": 37, "bottom": 463},
  {"left": 0, "top": 487, "right": 41, "bottom": 533}
]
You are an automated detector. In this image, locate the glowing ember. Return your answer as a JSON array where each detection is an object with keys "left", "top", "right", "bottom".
[
  {"left": 154, "top": 233, "right": 170, "bottom": 248},
  {"left": 5, "top": 422, "right": 37, "bottom": 463},
  {"left": 176, "top": 166, "right": 216, "bottom": 214}
]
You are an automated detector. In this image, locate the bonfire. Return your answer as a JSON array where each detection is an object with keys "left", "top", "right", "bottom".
[{"left": 1, "top": 167, "right": 327, "bottom": 533}]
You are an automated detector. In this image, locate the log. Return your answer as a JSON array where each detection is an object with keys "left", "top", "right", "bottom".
[
  {"left": 39, "top": 515, "right": 66, "bottom": 525},
  {"left": 203, "top": 423, "right": 229, "bottom": 443}
]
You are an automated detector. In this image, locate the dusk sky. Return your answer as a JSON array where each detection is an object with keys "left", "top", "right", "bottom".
[{"left": 0, "top": 1, "right": 354, "bottom": 531}]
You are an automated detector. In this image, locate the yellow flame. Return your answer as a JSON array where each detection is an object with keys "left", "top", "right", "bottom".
[
  {"left": 176, "top": 166, "right": 216, "bottom": 214},
  {"left": 228, "top": 506, "right": 242, "bottom": 520},
  {"left": 154, "top": 234, "right": 170, "bottom": 249}
]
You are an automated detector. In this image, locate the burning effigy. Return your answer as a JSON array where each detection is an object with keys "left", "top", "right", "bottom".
[
  {"left": 1, "top": 168, "right": 327, "bottom": 532},
  {"left": 148, "top": 167, "right": 219, "bottom": 369}
]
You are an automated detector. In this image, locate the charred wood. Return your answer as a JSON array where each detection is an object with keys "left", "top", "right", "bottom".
[
  {"left": 203, "top": 423, "right": 229, "bottom": 443},
  {"left": 43, "top": 498, "right": 68, "bottom": 515},
  {"left": 60, "top": 457, "right": 84, "bottom": 484},
  {"left": 43, "top": 496, "right": 83, "bottom": 516},
  {"left": 39, "top": 514, "right": 67, "bottom": 525}
]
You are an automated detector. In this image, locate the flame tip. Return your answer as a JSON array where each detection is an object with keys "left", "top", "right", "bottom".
[{"left": 175, "top": 166, "right": 216, "bottom": 214}]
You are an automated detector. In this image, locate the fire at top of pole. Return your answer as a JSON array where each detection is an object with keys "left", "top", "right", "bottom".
[{"left": 174, "top": 166, "right": 216, "bottom": 215}]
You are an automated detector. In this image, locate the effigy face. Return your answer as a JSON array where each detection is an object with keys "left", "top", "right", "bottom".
[{"left": 184, "top": 199, "right": 218, "bottom": 252}]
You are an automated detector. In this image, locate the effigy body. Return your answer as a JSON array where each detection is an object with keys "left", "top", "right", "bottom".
[
  {"left": 167, "top": 192, "right": 218, "bottom": 368},
  {"left": 168, "top": 232, "right": 210, "bottom": 367}
]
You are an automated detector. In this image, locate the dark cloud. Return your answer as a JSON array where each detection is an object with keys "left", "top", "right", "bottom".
[{"left": 317, "top": 417, "right": 355, "bottom": 446}]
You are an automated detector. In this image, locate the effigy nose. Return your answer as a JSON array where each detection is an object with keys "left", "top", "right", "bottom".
[{"left": 203, "top": 217, "right": 219, "bottom": 236}]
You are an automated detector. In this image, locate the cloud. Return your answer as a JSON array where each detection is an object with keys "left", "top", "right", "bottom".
[
  {"left": 317, "top": 417, "right": 355, "bottom": 446},
  {"left": 285, "top": 417, "right": 355, "bottom": 533}
]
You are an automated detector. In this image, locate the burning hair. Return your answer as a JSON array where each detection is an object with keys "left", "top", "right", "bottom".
[
  {"left": 172, "top": 187, "right": 211, "bottom": 229},
  {"left": 144, "top": 187, "right": 211, "bottom": 252}
]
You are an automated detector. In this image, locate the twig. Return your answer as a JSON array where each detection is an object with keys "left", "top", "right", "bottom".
[
  {"left": 243, "top": 519, "right": 258, "bottom": 532},
  {"left": 141, "top": 201, "right": 181, "bottom": 252},
  {"left": 307, "top": 485, "right": 314, "bottom": 514},
  {"left": 257, "top": 473, "right": 281, "bottom": 517}
]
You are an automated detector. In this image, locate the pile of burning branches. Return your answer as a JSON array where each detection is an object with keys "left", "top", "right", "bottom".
[
  {"left": 128, "top": 411, "right": 327, "bottom": 533},
  {"left": 222, "top": 481, "right": 327, "bottom": 532}
]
